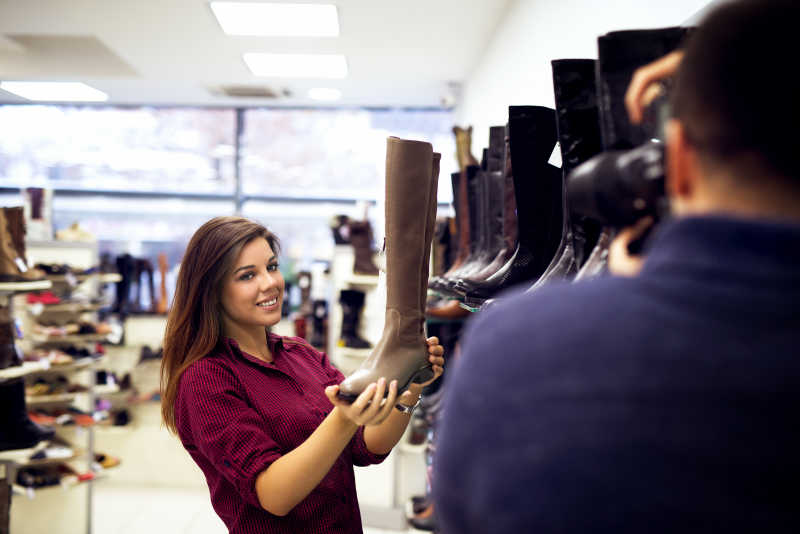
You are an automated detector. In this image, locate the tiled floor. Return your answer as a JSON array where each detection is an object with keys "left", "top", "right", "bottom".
[{"left": 93, "top": 485, "right": 424, "bottom": 534}]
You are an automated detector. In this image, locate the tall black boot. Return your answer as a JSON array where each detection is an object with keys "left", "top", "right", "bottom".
[
  {"left": 309, "top": 299, "right": 328, "bottom": 349},
  {"left": 0, "top": 379, "right": 55, "bottom": 451},
  {"left": 529, "top": 58, "right": 605, "bottom": 291},
  {"left": 456, "top": 106, "right": 561, "bottom": 302},
  {"left": 0, "top": 308, "right": 21, "bottom": 370},
  {"left": 338, "top": 289, "right": 371, "bottom": 349}
]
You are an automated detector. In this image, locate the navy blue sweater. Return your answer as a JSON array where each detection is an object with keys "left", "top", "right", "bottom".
[{"left": 434, "top": 215, "right": 800, "bottom": 533}]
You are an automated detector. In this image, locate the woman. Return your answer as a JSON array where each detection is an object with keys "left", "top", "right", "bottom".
[{"left": 160, "top": 216, "right": 445, "bottom": 534}]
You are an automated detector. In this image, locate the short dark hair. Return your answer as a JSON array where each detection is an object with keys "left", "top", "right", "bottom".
[{"left": 672, "top": 0, "right": 799, "bottom": 182}]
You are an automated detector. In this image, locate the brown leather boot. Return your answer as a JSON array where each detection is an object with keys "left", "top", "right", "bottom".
[
  {"left": 0, "top": 208, "right": 44, "bottom": 282},
  {"left": 348, "top": 220, "right": 380, "bottom": 276},
  {"left": 420, "top": 153, "right": 441, "bottom": 329},
  {"left": 338, "top": 138, "right": 437, "bottom": 401},
  {"left": 453, "top": 126, "right": 479, "bottom": 171}
]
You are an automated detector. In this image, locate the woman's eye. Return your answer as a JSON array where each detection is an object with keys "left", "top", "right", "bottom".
[
  {"left": 238, "top": 272, "right": 255, "bottom": 281},
  {"left": 267, "top": 264, "right": 279, "bottom": 272}
]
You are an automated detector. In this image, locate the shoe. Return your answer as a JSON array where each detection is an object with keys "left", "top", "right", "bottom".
[
  {"left": 0, "top": 207, "right": 45, "bottom": 282},
  {"left": 329, "top": 215, "right": 351, "bottom": 245},
  {"left": 453, "top": 126, "right": 479, "bottom": 172},
  {"left": 347, "top": 220, "right": 380, "bottom": 276},
  {"left": 309, "top": 300, "right": 328, "bottom": 349},
  {"left": 0, "top": 379, "right": 55, "bottom": 451},
  {"left": 337, "top": 138, "right": 439, "bottom": 401},
  {"left": 0, "top": 307, "right": 22, "bottom": 370},
  {"left": 338, "top": 289, "right": 372, "bottom": 349},
  {"left": 425, "top": 299, "right": 470, "bottom": 320}
]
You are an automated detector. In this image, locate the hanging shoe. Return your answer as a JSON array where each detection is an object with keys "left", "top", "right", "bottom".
[
  {"left": 338, "top": 138, "right": 439, "bottom": 401},
  {"left": 338, "top": 289, "right": 372, "bottom": 349}
]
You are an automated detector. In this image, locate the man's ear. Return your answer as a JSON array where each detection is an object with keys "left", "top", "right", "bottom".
[{"left": 665, "top": 119, "right": 702, "bottom": 212}]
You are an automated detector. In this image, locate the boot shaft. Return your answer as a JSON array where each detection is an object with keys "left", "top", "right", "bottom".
[
  {"left": 453, "top": 126, "right": 479, "bottom": 172},
  {"left": 384, "top": 137, "right": 434, "bottom": 316},
  {"left": 596, "top": 27, "right": 689, "bottom": 149},
  {"left": 3, "top": 207, "right": 26, "bottom": 262},
  {"left": 487, "top": 126, "right": 505, "bottom": 173}
]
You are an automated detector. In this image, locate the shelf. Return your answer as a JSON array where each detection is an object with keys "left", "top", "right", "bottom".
[
  {"left": 31, "top": 333, "right": 109, "bottom": 345},
  {"left": 46, "top": 273, "right": 121, "bottom": 284},
  {"left": 35, "top": 302, "right": 107, "bottom": 313},
  {"left": 0, "top": 361, "right": 49, "bottom": 381},
  {"left": 344, "top": 274, "right": 380, "bottom": 286},
  {"left": 26, "top": 384, "right": 117, "bottom": 406},
  {"left": 0, "top": 280, "right": 52, "bottom": 295},
  {"left": 18, "top": 450, "right": 86, "bottom": 469},
  {"left": 0, "top": 444, "right": 48, "bottom": 464}
]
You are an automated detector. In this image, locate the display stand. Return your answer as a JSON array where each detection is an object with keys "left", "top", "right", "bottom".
[{"left": 1, "top": 242, "right": 121, "bottom": 534}]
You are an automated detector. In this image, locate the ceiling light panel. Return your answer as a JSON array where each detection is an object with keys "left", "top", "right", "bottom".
[
  {"left": 244, "top": 53, "right": 347, "bottom": 78},
  {"left": 210, "top": 2, "right": 339, "bottom": 37},
  {"left": 0, "top": 81, "right": 108, "bottom": 102}
]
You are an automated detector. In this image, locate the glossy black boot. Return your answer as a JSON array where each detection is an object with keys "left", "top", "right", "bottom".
[
  {"left": 457, "top": 106, "right": 561, "bottom": 303},
  {"left": 0, "top": 379, "right": 55, "bottom": 451}
]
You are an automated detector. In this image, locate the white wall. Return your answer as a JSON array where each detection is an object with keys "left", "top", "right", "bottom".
[{"left": 454, "top": 0, "right": 714, "bottom": 143}]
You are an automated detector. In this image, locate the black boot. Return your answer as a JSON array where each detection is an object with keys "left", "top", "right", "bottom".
[
  {"left": 338, "top": 289, "right": 371, "bottom": 349},
  {"left": 0, "top": 379, "right": 55, "bottom": 451},
  {"left": 0, "top": 308, "right": 21, "bottom": 370},
  {"left": 456, "top": 106, "right": 561, "bottom": 302},
  {"left": 309, "top": 300, "right": 328, "bottom": 349},
  {"left": 529, "top": 58, "right": 605, "bottom": 291}
]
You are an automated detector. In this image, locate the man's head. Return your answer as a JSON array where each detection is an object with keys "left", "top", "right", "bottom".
[{"left": 667, "top": 0, "right": 800, "bottom": 219}]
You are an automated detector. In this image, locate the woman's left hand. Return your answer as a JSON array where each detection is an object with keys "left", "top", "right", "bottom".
[{"left": 399, "top": 336, "right": 445, "bottom": 403}]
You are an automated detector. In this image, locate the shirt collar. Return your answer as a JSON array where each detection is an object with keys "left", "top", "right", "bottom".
[
  {"left": 223, "top": 329, "right": 284, "bottom": 365},
  {"left": 641, "top": 214, "right": 800, "bottom": 280}
]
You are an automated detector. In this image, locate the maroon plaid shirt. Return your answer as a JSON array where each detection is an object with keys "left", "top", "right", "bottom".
[{"left": 175, "top": 333, "right": 388, "bottom": 533}]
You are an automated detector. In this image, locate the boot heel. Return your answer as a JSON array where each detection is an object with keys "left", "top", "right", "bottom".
[{"left": 411, "top": 365, "right": 434, "bottom": 384}]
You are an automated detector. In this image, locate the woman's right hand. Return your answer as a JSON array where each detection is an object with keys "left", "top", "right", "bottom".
[{"left": 325, "top": 378, "right": 398, "bottom": 427}]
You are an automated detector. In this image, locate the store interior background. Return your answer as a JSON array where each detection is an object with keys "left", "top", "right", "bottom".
[{"left": 0, "top": 1, "right": 715, "bottom": 533}]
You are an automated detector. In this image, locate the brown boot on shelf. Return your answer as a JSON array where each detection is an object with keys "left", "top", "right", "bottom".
[
  {"left": 453, "top": 125, "right": 479, "bottom": 172},
  {"left": 0, "top": 207, "right": 45, "bottom": 282},
  {"left": 425, "top": 299, "right": 470, "bottom": 320},
  {"left": 338, "top": 138, "right": 438, "bottom": 401},
  {"left": 347, "top": 220, "right": 380, "bottom": 276}
]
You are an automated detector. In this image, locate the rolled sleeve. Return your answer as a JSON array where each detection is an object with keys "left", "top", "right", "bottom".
[{"left": 176, "top": 361, "right": 282, "bottom": 509}]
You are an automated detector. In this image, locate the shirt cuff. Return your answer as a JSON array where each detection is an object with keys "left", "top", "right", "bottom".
[
  {"left": 221, "top": 449, "right": 283, "bottom": 509},
  {"left": 350, "top": 426, "right": 390, "bottom": 467}
]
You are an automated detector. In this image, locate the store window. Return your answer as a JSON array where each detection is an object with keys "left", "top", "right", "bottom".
[{"left": 0, "top": 105, "right": 236, "bottom": 194}]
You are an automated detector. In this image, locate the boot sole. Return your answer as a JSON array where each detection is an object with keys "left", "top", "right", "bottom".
[{"left": 335, "top": 364, "right": 435, "bottom": 404}]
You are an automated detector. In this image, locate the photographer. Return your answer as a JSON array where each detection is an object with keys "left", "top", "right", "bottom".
[{"left": 435, "top": 1, "right": 800, "bottom": 532}]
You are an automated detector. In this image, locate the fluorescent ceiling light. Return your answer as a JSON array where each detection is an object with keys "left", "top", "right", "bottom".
[
  {"left": 0, "top": 81, "right": 108, "bottom": 102},
  {"left": 308, "top": 88, "right": 341, "bottom": 101},
  {"left": 244, "top": 53, "right": 347, "bottom": 78},
  {"left": 210, "top": 2, "right": 339, "bottom": 37}
]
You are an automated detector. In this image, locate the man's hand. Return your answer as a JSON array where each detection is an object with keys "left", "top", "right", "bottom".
[
  {"left": 625, "top": 51, "right": 684, "bottom": 124},
  {"left": 608, "top": 217, "right": 654, "bottom": 277}
]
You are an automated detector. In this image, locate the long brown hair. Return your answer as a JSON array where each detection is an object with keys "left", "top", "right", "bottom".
[{"left": 160, "top": 216, "right": 280, "bottom": 434}]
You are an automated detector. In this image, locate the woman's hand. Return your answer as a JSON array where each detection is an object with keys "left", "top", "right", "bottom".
[
  {"left": 400, "top": 336, "right": 445, "bottom": 403},
  {"left": 325, "top": 377, "right": 399, "bottom": 427}
]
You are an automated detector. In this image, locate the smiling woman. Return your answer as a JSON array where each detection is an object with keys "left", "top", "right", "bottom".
[{"left": 159, "top": 215, "right": 445, "bottom": 533}]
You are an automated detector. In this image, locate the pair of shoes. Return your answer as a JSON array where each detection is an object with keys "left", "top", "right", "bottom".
[{"left": 338, "top": 138, "right": 440, "bottom": 401}]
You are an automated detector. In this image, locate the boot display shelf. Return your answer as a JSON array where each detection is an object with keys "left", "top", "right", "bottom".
[
  {"left": 45, "top": 273, "right": 121, "bottom": 284},
  {"left": 26, "top": 384, "right": 120, "bottom": 407},
  {"left": 0, "top": 280, "right": 52, "bottom": 296},
  {"left": 30, "top": 333, "right": 109, "bottom": 345},
  {"left": 0, "top": 356, "right": 106, "bottom": 383}
]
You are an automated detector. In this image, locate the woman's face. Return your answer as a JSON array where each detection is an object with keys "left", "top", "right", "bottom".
[{"left": 219, "top": 237, "right": 284, "bottom": 333}]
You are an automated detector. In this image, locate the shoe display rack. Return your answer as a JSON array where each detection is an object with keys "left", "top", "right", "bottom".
[{"left": 1, "top": 242, "right": 124, "bottom": 534}]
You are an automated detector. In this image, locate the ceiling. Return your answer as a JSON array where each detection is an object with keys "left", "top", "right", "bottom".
[{"left": 0, "top": 0, "right": 510, "bottom": 108}]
